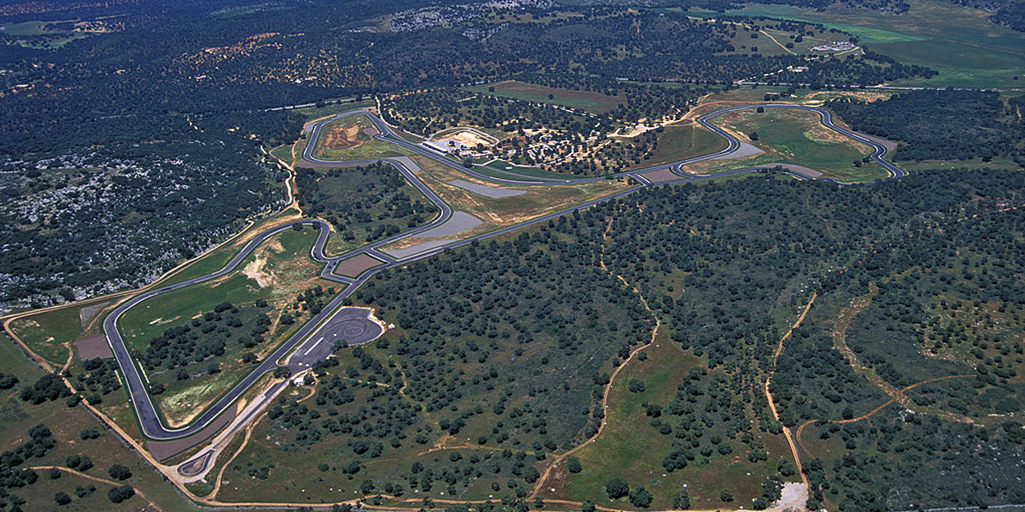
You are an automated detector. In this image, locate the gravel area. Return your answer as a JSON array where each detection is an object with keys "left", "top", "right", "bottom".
[
  {"left": 75, "top": 334, "right": 113, "bottom": 360},
  {"left": 333, "top": 253, "right": 384, "bottom": 277},
  {"left": 767, "top": 483, "right": 807, "bottom": 512},
  {"left": 448, "top": 179, "right": 526, "bottom": 198},
  {"left": 389, "top": 156, "right": 421, "bottom": 173},
  {"left": 712, "top": 141, "right": 763, "bottom": 160},
  {"left": 413, "top": 211, "right": 481, "bottom": 239},
  {"left": 641, "top": 168, "right": 682, "bottom": 184},
  {"left": 382, "top": 239, "right": 457, "bottom": 259}
]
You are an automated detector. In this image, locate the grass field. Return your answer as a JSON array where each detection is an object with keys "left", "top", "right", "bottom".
[
  {"left": 269, "top": 144, "right": 294, "bottom": 167},
  {"left": 711, "top": 18, "right": 859, "bottom": 57},
  {"left": 115, "top": 227, "right": 334, "bottom": 425},
  {"left": 690, "top": 8, "right": 924, "bottom": 44},
  {"left": 690, "top": 0, "right": 1025, "bottom": 89},
  {"left": 466, "top": 80, "right": 626, "bottom": 114},
  {"left": 684, "top": 108, "right": 890, "bottom": 182},
  {"left": 561, "top": 338, "right": 793, "bottom": 509},
  {"left": 7, "top": 304, "right": 102, "bottom": 367},
  {"left": 118, "top": 227, "right": 326, "bottom": 344},
  {"left": 1, "top": 21, "right": 55, "bottom": 35},
  {"left": 629, "top": 121, "right": 729, "bottom": 170},
  {"left": 0, "top": 19, "right": 97, "bottom": 47},
  {"left": 898, "top": 156, "right": 1024, "bottom": 173},
  {"left": 477, "top": 160, "right": 577, "bottom": 181}
]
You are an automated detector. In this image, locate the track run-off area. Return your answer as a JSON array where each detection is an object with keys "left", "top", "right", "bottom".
[{"left": 88, "top": 103, "right": 907, "bottom": 487}]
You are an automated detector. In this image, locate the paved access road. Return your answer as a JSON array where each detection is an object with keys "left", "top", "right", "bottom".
[{"left": 104, "top": 102, "right": 906, "bottom": 446}]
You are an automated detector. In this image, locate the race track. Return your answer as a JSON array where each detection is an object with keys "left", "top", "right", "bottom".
[{"left": 100, "top": 103, "right": 906, "bottom": 472}]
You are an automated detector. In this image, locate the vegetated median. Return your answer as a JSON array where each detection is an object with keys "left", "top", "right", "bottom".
[
  {"left": 683, "top": 107, "right": 890, "bottom": 182},
  {"left": 116, "top": 227, "right": 338, "bottom": 427}
]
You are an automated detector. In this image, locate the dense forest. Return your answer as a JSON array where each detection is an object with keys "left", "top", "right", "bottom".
[
  {"left": 222, "top": 215, "right": 659, "bottom": 502},
  {"left": 557, "top": 0, "right": 910, "bottom": 13},
  {"left": 828, "top": 90, "right": 1025, "bottom": 165},
  {"left": 296, "top": 164, "right": 439, "bottom": 243},
  {"left": 3, "top": 0, "right": 1025, "bottom": 509},
  {"left": 1, "top": 4, "right": 935, "bottom": 156}
]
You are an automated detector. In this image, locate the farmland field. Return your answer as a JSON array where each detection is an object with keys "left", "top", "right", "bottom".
[{"left": 688, "top": 0, "right": 1025, "bottom": 88}]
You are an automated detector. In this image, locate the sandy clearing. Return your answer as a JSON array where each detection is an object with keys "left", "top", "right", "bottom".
[
  {"left": 430, "top": 128, "right": 496, "bottom": 147},
  {"left": 323, "top": 121, "right": 365, "bottom": 150},
  {"left": 767, "top": 483, "right": 807, "bottom": 512},
  {"left": 242, "top": 254, "right": 275, "bottom": 288}
]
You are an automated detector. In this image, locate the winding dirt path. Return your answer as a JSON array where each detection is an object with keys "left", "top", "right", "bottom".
[
  {"left": 529, "top": 217, "right": 662, "bottom": 500},
  {"left": 760, "top": 30, "right": 797, "bottom": 55},
  {"left": 830, "top": 290, "right": 904, "bottom": 399},
  {"left": 795, "top": 374, "right": 975, "bottom": 459},
  {"left": 29, "top": 466, "right": 163, "bottom": 511},
  {"left": 765, "top": 292, "right": 817, "bottom": 494},
  {"left": 208, "top": 421, "right": 255, "bottom": 500}
]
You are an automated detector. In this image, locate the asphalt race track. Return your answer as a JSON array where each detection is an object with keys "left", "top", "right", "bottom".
[
  {"left": 288, "top": 308, "right": 384, "bottom": 369},
  {"left": 102, "top": 102, "right": 907, "bottom": 458}
]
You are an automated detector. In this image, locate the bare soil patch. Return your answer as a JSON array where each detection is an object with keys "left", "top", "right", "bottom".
[
  {"left": 430, "top": 128, "right": 496, "bottom": 147},
  {"left": 322, "top": 121, "right": 367, "bottom": 150},
  {"left": 242, "top": 254, "right": 275, "bottom": 288},
  {"left": 767, "top": 483, "right": 808, "bottom": 512},
  {"left": 75, "top": 334, "right": 113, "bottom": 360},
  {"left": 334, "top": 253, "right": 384, "bottom": 278},
  {"left": 641, "top": 168, "right": 681, "bottom": 184}
]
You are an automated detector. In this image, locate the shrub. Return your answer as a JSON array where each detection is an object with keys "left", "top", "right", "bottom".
[
  {"left": 107, "top": 485, "right": 135, "bottom": 503},
  {"left": 108, "top": 464, "right": 132, "bottom": 481},
  {"left": 605, "top": 477, "right": 629, "bottom": 499}
]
